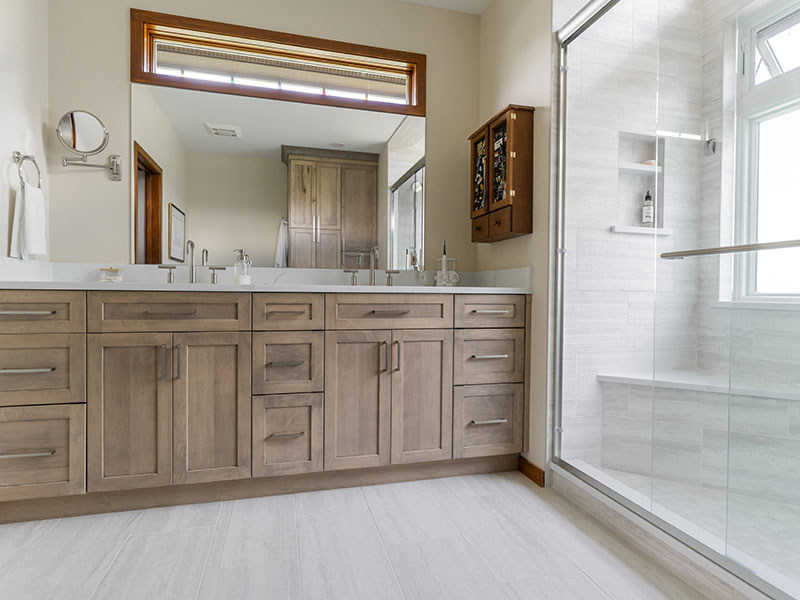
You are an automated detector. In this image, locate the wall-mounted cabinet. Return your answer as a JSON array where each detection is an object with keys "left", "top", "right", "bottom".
[{"left": 469, "top": 105, "right": 534, "bottom": 243}]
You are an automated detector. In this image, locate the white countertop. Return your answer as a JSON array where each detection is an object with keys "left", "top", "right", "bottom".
[{"left": 0, "top": 281, "right": 530, "bottom": 294}]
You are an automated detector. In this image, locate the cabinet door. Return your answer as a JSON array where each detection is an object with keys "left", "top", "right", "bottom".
[
  {"left": 316, "top": 229, "right": 342, "bottom": 269},
  {"left": 342, "top": 164, "right": 377, "bottom": 255},
  {"left": 316, "top": 162, "right": 341, "bottom": 230},
  {"left": 390, "top": 330, "right": 453, "bottom": 464},
  {"left": 324, "top": 330, "right": 391, "bottom": 470},
  {"left": 289, "top": 228, "right": 315, "bottom": 268},
  {"left": 87, "top": 333, "right": 172, "bottom": 492},
  {"left": 173, "top": 332, "right": 251, "bottom": 485},
  {"left": 288, "top": 160, "right": 315, "bottom": 228}
]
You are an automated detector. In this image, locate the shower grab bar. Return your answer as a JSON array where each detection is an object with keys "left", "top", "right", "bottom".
[{"left": 660, "top": 239, "right": 800, "bottom": 260}]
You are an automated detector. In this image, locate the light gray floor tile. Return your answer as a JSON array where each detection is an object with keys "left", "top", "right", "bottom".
[
  {"left": 197, "top": 559, "right": 301, "bottom": 600},
  {"left": 386, "top": 536, "right": 508, "bottom": 600},
  {"left": 421, "top": 473, "right": 502, "bottom": 500},
  {"left": 363, "top": 480, "right": 460, "bottom": 545},
  {"left": 0, "top": 518, "right": 58, "bottom": 578},
  {"left": 296, "top": 485, "right": 367, "bottom": 516},
  {"left": 298, "top": 510, "right": 404, "bottom": 600},
  {"left": 503, "top": 572, "right": 613, "bottom": 600},
  {"left": 206, "top": 495, "right": 297, "bottom": 569},
  {"left": 0, "top": 511, "right": 142, "bottom": 600},
  {"left": 92, "top": 527, "right": 214, "bottom": 600},
  {"left": 134, "top": 501, "right": 221, "bottom": 534}
]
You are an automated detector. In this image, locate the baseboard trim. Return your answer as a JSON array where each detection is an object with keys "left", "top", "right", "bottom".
[
  {"left": 0, "top": 454, "right": 518, "bottom": 524},
  {"left": 518, "top": 455, "right": 545, "bottom": 487}
]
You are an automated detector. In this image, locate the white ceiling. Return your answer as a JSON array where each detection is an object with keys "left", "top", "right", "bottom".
[
  {"left": 395, "top": 0, "right": 491, "bottom": 15},
  {"left": 140, "top": 85, "right": 410, "bottom": 160}
]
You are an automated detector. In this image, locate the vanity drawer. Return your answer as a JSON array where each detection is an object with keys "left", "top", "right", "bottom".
[
  {"left": 488, "top": 206, "right": 513, "bottom": 238},
  {"left": 0, "top": 291, "right": 85, "bottom": 334},
  {"left": 455, "top": 295, "right": 525, "bottom": 328},
  {"left": 326, "top": 293, "right": 453, "bottom": 329},
  {"left": 472, "top": 215, "right": 489, "bottom": 242},
  {"left": 0, "top": 334, "right": 86, "bottom": 407},
  {"left": 253, "top": 293, "right": 324, "bottom": 331},
  {"left": 252, "top": 393, "right": 322, "bottom": 477},
  {"left": 0, "top": 404, "right": 85, "bottom": 502},
  {"left": 454, "top": 328, "right": 525, "bottom": 385},
  {"left": 453, "top": 384, "right": 523, "bottom": 458},
  {"left": 88, "top": 292, "right": 251, "bottom": 332},
  {"left": 253, "top": 331, "right": 323, "bottom": 395}
]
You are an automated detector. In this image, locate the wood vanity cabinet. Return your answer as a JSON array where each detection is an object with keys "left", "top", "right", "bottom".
[
  {"left": 286, "top": 149, "right": 378, "bottom": 269},
  {"left": 469, "top": 105, "right": 534, "bottom": 243}
]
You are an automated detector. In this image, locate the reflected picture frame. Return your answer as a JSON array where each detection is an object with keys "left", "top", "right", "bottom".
[{"left": 168, "top": 203, "right": 185, "bottom": 262}]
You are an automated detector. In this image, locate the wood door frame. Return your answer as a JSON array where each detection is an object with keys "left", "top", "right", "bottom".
[{"left": 133, "top": 141, "right": 163, "bottom": 264}]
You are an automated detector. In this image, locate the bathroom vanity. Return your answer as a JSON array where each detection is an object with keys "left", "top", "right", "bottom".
[{"left": 0, "top": 286, "right": 530, "bottom": 522}]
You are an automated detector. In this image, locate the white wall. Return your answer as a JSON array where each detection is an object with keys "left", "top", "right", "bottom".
[
  {"left": 1, "top": 0, "right": 50, "bottom": 259},
  {"left": 46, "top": 0, "right": 481, "bottom": 269},
  {"left": 477, "top": 0, "right": 553, "bottom": 469},
  {"left": 185, "top": 152, "right": 286, "bottom": 267}
]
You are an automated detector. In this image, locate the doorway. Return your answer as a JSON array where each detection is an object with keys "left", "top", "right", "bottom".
[{"left": 133, "top": 141, "right": 162, "bottom": 264}]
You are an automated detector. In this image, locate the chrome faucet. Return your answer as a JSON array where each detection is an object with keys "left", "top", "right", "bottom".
[
  {"left": 186, "top": 240, "right": 196, "bottom": 283},
  {"left": 369, "top": 246, "right": 379, "bottom": 286},
  {"left": 201, "top": 248, "right": 209, "bottom": 266}
]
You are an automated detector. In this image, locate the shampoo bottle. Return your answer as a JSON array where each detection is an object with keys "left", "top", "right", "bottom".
[{"left": 642, "top": 190, "right": 654, "bottom": 225}]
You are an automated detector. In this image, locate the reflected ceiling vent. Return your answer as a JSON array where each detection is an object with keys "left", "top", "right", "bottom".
[{"left": 204, "top": 123, "right": 242, "bottom": 138}]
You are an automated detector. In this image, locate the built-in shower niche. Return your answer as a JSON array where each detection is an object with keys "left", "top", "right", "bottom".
[{"left": 611, "top": 132, "right": 670, "bottom": 235}]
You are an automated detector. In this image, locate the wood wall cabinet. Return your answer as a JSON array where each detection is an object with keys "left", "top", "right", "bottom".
[
  {"left": 469, "top": 105, "right": 534, "bottom": 243},
  {"left": 285, "top": 150, "right": 378, "bottom": 269}
]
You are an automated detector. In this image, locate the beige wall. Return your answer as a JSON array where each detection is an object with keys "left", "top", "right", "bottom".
[
  {"left": 185, "top": 152, "right": 286, "bottom": 267},
  {"left": 130, "top": 84, "right": 190, "bottom": 264},
  {"left": 1, "top": 0, "right": 50, "bottom": 259},
  {"left": 477, "top": 0, "right": 553, "bottom": 469},
  {"left": 46, "top": 0, "right": 481, "bottom": 268}
]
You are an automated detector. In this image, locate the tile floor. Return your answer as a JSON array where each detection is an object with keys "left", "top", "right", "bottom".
[{"left": 0, "top": 471, "right": 708, "bottom": 600}]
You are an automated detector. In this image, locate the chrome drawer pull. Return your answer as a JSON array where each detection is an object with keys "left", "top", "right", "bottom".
[
  {"left": 470, "top": 419, "right": 508, "bottom": 426},
  {"left": 371, "top": 309, "right": 411, "bottom": 316},
  {"left": 145, "top": 309, "right": 197, "bottom": 316},
  {"left": 269, "top": 432, "right": 305, "bottom": 440},
  {"left": 0, "top": 367, "right": 56, "bottom": 374},
  {"left": 0, "top": 449, "right": 56, "bottom": 459},
  {"left": 268, "top": 360, "right": 305, "bottom": 367},
  {"left": 470, "top": 354, "right": 509, "bottom": 360},
  {"left": 0, "top": 310, "right": 56, "bottom": 316},
  {"left": 471, "top": 309, "right": 510, "bottom": 315},
  {"left": 268, "top": 310, "right": 306, "bottom": 315}
]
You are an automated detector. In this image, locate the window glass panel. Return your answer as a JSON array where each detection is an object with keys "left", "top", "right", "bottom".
[
  {"left": 754, "top": 8, "right": 800, "bottom": 84},
  {"left": 755, "top": 106, "right": 800, "bottom": 293}
]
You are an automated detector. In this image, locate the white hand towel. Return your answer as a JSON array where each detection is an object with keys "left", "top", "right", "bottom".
[
  {"left": 10, "top": 181, "right": 47, "bottom": 260},
  {"left": 274, "top": 219, "right": 288, "bottom": 268}
]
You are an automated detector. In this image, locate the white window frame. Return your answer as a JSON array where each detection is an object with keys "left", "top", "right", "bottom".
[{"left": 735, "top": 0, "right": 800, "bottom": 300}]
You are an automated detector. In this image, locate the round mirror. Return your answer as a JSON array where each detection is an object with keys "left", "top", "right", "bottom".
[{"left": 56, "top": 110, "right": 109, "bottom": 156}]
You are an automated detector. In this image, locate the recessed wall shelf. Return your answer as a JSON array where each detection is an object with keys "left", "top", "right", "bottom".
[
  {"left": 610, "top": 225, "right": 673, "bottom": 236},
  {"left": 618, "top": 161, "right": 662, "bottom": 175}
]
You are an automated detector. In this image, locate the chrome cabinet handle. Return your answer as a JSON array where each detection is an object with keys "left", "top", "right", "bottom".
[
  {"left": 0, "top": 310, "right": 56, "bottom": 315},
  {"left": 470, "top": 354, "right": 509, "bottom": 360},
  {"left": 268, "top": 360, "right": 305, "bottom": 367},
  {"left": 471, "top": 309, "right": 510, "bottom": 315},
  {"left": 470, "top": 419, "right": 508, "bottom": 426},
  {"left": 269, "top": 432, "right": 305, "bottom": 440},
  {"left": 0, "top": 367, "right": 56, "bottom": 374},
  {"left": 145, "top": 309, "right": 197, "bottom": 316},
  {"left": 381, "top": 341, "right": 389, "bottom": 373},
  {"left": 176, "top": 344, "right": 182, "bottom": 379},
  {"left": 394, "top": 340, "right": 401, "bottom": 372},
  {"left": 0, "top": 449, "right": 56, "bottom": 459},
  {"left": 159, "top": 345, "right": 166, "bottom": 380},
  {"left": 371, "top": 309, "right": 411, "bottom": 316},
  {"left": 268, "top": 310, "right": 306, "bottom": 315}
]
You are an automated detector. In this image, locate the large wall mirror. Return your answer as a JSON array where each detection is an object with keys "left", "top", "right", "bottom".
[{"left": 130, "top": 10, "right": 426, "bottom": 270}]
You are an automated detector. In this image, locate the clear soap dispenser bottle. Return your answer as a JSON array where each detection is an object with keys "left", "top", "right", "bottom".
[{"left": 233, "top": 249, "right": 252, "bottom": 285}]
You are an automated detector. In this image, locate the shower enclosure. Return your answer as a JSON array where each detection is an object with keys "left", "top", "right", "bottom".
[{"left": 553, "top": 1, "right": 800, "bottom": 598}]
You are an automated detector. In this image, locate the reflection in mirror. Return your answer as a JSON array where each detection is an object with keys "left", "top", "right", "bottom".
[
  {"left": 130, "top": 84, "right": 425, "bottom": 269},
  {"left": 56, "top": 110, "right": 109, "bottom": 156}
]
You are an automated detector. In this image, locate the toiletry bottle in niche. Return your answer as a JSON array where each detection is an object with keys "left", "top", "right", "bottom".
[
  {"left": 233, "top": 249, "right": 252, "bottom": 285},
  {"left": 642, "top": 190, "right": 654, "bottom": 225}
]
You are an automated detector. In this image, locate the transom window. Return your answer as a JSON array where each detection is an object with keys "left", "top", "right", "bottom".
[{"left": 131, "top": 10, "right": 426, "bottom": 117}]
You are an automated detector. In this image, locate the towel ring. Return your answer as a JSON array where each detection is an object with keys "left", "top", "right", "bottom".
[{"left": 12, "top": 151, "right": 43, "bottom": 189}]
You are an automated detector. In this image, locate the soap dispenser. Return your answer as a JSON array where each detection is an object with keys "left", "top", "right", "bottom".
[{"left": 233, "top": 249, "right": 252, "bottom": 285}]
